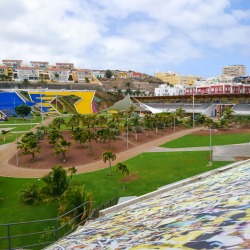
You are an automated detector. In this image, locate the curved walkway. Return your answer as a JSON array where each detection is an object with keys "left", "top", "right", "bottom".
[{"left": 0, "top": 127, "right": 201, "bottom": 178}]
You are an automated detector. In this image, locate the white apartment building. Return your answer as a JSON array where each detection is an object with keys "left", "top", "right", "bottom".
[
  {"left": 48, "top": 68, "right": 70, "bottom": 82},
  {"left": 2, "top": 60, "right": 22, "bottom": 71},
  {"left": 56, "top": 63, "right": 74, "bottom": 70},
  {"left": 222, "top": 65, "right": 246, "bottom": 77},
  {"left": 15, "top": 67, "right": 40, "bottom": 81},
  {"left": 155, "top": 84, "right": 185, "bottom": 96},
  {"left": 30, "top": 61, "right": 48, "bottom": 71}
]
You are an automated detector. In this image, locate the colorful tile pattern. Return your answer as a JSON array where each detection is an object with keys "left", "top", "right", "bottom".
[{"left": 47, "top": 163, "right": 250, "bottom": 249}]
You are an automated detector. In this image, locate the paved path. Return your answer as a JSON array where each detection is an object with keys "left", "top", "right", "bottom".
[
  {"left": 146, "top": 146, "right": 211, "bottom": 152},
  {"left": 0, "top": 127, "right": 201, "bottom": 178},
  {"left": 0, "top": 143, "right": 11, "bottom": 151},
  {"left": 0, "top": 128, "right": 15, "bottom": 132},
  {"left": 0, "top": 123, "right": 39, "bottom": 126}
]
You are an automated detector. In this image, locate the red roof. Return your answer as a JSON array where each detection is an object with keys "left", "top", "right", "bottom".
[
  {"left": 0, "top": 66, "right": 8, "bottom": 68},
  {"left": 30, "top": 61, "right": 49, "bottom": 64},
  {"left": 48, "top": 68, "right": 70, "bottom": 71},
  {"left": 2, "top": 60, "right": 22, "bottom": 62},
  {"left": 56, "top": 63, "right": 74, "bottom": 65},
  {"left": 17, "top": 67, "right": 40, "bottom": 70}
]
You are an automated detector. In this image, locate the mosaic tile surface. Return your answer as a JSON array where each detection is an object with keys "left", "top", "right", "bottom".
[{"left": 47, "top": 163, "right": 250, "bottom": 249}]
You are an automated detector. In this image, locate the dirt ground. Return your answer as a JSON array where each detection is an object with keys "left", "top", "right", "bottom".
[
  {"left": 191, "top": 126, "right": 250, "bottom": 135},
  {"left": 9, "top": 126, "right": 186, "bottom": 169},
  {"left": 120, "top": 173, "right": 139, "bottom": 182}
]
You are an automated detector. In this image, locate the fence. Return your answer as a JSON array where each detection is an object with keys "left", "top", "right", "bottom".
[{"left": 0, "top": 196, "right": 117, "bottom": 250}]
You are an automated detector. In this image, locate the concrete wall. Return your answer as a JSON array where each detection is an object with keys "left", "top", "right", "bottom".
[{"left": 0, "top": 81, "right": 100, "bottom": 90}]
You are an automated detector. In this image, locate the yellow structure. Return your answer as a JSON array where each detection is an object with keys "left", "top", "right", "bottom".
[
  {"left": 29, "top": 91, "right": 95, "bottom": 114},
  {"left": 0, "top": 66, "right": 10, "bottom": 80},
  {"left": 120, "top": 72, "right": 127, "bottom": 78},
  {"left": 155, "top": 71, "right": 203, "bottom": 85}
]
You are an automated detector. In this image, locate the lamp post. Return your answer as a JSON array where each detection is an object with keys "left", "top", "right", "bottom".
[
  {"left": 40, "top": 90, "right": 44, "bottom": 126},
  {"left": 127, "top": 117, "right": 128, "bottom": 149},
  {"left": 12, "top": 131, "right": 28, "bottom": 166},
  {"left": 192, "top": 86, "right": 195, "bottom": 128},
  {"left": 174, "top": 112, "right": 175, "bottom": 132},
  {"left": 204, "top": 128, "right": 217, "bottom": 166}
]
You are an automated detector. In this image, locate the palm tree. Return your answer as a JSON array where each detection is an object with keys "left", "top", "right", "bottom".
[
  {"left": 90, "top": 113, "right": 98, "bottom": 131},
  {"left": 41, "top": 165, "right": 69, "bottom": 199},
  {"left": 72, "top": 114, "right": 84, "bottom": 128},
  {"left": 54, "top": 139, "right": 72, "bottom": 163},
  {"left": 160, "top": 112, "right": 170, "bottom": 132},
  {"left": 21, "top": 140, "right": 42, "bottom": 162},
  {"left": 223, "top": 108, "right": 236, "bottom": 125},
  {"left": 58, "top": 184, "right": 93, "bottom": 227},
  {"left": 117, "top": 89, "right": 122, "bottom": 95},
  {"left": 68, "top": 166, "right": 77, "bottom": 183},
  {"left": 125, "top": 82, "right": 131, "bottom": 88},
  {"left": 47, "top": 129, "right": 64, "bottom": 145},
  {"left": 17, "top": 137, "right": 30, "bottom": 152},
  {"left": 67, "top": 116, "right": 78, "bottom": 130},
  {"left": 175, "top": 107, "right": 185, "bottom": 119},
  {"left": 204, "top": 118, "right": 212, "bottom": 129},
  {"left": 36, "top": 125, "right": 49, "bottom": 135},
  {"left": 98, "top": 115, "right": 107, "bottom": 128},
  {"left": 153, "top": 114, "right": 161, "bottom": 134},
  {"left": 54, "top": 73, "right": 59, "bottom": 78},
  {"left": 18, "top": 183, "right": 42, "bottom": 205},
  {"left": 102, "top": 149, "right": 116, "bottom": 176},
  {"left": 85, "top": 129, "right": 98, "bottom": 155},
  {"left": 21, "top": 78, "right": 30, "bottom": 88},
  {"left": 100, "top": 129, "right": 117, "bottom": 148},
  {"left": 53, "top": 117, "right": 66, "bottom": 130},
  {"left": 115, "top": 162, "right": 129, "bottom": 191},
  {"left": 198, "top": 114, "right": 208, "bottom": 124},
  {"left": 37, "top": 76, "right": 48, "bottom": 85},
  {"left": 72, "top": 130, "right": 86, "bottom": 148},
  {"left": 113, "top": 85, "right": 118, "bottom": 91},
  {"left": 1, "top": 130, "right": 10, "bottom": 142},
  {"left": 131, "top": 116, "right": 141, "bottom": 140},
  {"left": 128, "top": 105, "right": 136, "bottom": 117},
  {"left": 135, "top": 89, "right": 140, "bottom": 96},
  {"left": 143, "top": 119, "right": 153, "bottom": 136}
]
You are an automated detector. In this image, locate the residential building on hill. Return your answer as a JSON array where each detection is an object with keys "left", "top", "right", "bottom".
[
  {"left": 155, "top": 84, "right": 185, "bottom": 96},
  {"left": 56, "top": 63, "right": 74, "bottom": 70},
  {"left": 222, "top": 65, "right": 246, "bottom": 77},
  {"left": 72, "top": 69, "right": 91, "bottom": 82},
  {"left": 48, "top": 68, "right": 70, "bottom": 82},
  {"left": 120, "top": 72, "right": 127, "bottom": 78},
  {"left": 30, "top": 61, "right": 49, "bottom": 71},
  {"left": 0, "top": 66, "right": 9, "bottom": 80},
  {"left": 16, "top": 67, "right": 40, "bottom": 81},
  {"left": 155, "top": 71, "right": 202, "bottom": 85}
]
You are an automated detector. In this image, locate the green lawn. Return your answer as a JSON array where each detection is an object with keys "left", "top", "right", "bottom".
[
  {"left": 0, "top": 151, "right": 232, "bottom": 249},
  {"left": 0, "top": 117, "right": 44, "bottom": 125},
  {"left": 160, "top": 134, "right": 250, "bottom": 148}
]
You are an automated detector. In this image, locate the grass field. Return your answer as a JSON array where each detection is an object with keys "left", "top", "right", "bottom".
[
  {"left": 0, "top": 151, "right": 232, "bottom": 249},
  {"left": 160, "top": 134, "right": 250, "bottom": 148},
  {"left": 0, "top": 117, "right": 44, "bottom": 125}
]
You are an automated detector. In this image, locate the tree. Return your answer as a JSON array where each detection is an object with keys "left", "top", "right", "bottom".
[
  {"left": 17, "top": 137, "right": 30, "bottom": 152},
  {"left": 21, "top": 140, "right": 42, "bottom": 162},
  {"left": 58, "top": 184, "right": 93, "bottom": 227},
  {"left": 117, "top": 89, "right": 122, "bottom": 95},
  {"left": 97, "top": 115, "right": 108, "bottom": 128},
  {"left": 160, "top": 112, "right": 170, "bottom": 132},
  {"left": 37, "top": 76, "right": 48, "bottom": 85},
  {"left": 100, "top": 129, "right": 117, "bottom": 148},
  {"left": 21, "top": 78, "right": 30, "bottom": 88},
  {"left": 204, "top": 118, "right": 213, "bottom": 128},
  {"left": 175, "top": 107, "right": 185, "bottom": 119},
  {"left": 223, "top": 108, "right": 236, "bottom": 125},
  {"left": 54, "top": 138, "right": 72, "bottom": 163},
  {"left": 115, "top": 162, "right": 129, "bottom": 191},
  {"left": 67, "top": 117, "right": 78, "bottom": 130},
  {"left": 128, "top": 105, "right": 136, "bottom": 117},
  {"left": 68, "top": 166, "right": 77, "bottom": 183},
  {"left": 47, "top": 129, "right": 64, "bottom": 145},
  {"left": 143, "top": 119, "right": 153, "bottom": 136},
  {"left": 135, "top": 89, "right": 140, "bottom": 96},
  {"left": 90, "top": 113, "right": 98, "bottom": 131},
  {"left": 85, "top": 77, "right": 90, "bottom": 83},
  {"left": 105, "top": 69, "right": 112, "bottom": 79},
  {"left": 1, "top": 130, "right": 10, "bottom": 142},
  {"left": 53, "top": 117, "right": 66, "bottom": 130},
  {"left": 125, "top": 88, "right": 132, "bottom": 95},
  {"left": 102, "top": 149, "right": 116, "bottom": 176},
  {"left": 54, "top": 73, "right": 59, "bottom": 78},
  {"left": 72, "top": 130, "right": 86, "bottom": 148},
  {"left": 18, "top": 183, "right": 42, "bottom": 205},
  {"left": 113, "top": 85, "right": 118, "bottom": 91},
  {"left": 41, "top": 165, "right": 69, "bottom": 200},
  {"left": 85, "top": 129, "right": 98, "bottom": 155},
  {"left": 71, "top": 114, "right": 84, "bottom": 128},
  {"left": 131, "top": 116, "right": 141, "bottom": 140},
  {"left": 15, "top": 104, "right": 31, "bottom": 120},
  {"left": 36, "top": 125, "right": 49, "bottom": 135},
  {"left": 125, "top": 82, "right": 131, "bottom": 88}
]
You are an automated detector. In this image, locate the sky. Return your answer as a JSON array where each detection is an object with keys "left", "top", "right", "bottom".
[{"left": 1, "top": 0, "right": 250, "bottom": 78}]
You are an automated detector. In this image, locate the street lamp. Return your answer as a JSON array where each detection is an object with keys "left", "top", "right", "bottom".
[
  {"left": 12, "top": 131, "right": 28, "bottom": 166},
  {"left": 127, "top": 117, "right": 129, "bottom": 149},
  {"left": 191, "top": 86, "right": 195, "bottom": 128},
  {"left": 204, "top": 128, "right": 217, "bottom": 166},
  {"left": 40, "top": 90, "right": 44, "bottom": 126},
  {"left": 174, "top": 112, "right": 175, "bottom": 132}
]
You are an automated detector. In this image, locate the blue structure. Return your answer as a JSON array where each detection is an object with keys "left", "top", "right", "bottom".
[{"left": 0, "top": 92, "right": 35, "bottom": 116}]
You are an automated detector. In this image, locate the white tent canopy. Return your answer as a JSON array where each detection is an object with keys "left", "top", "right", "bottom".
[{"left": 103, "top": 94, "right": 147, "bottom": 112}]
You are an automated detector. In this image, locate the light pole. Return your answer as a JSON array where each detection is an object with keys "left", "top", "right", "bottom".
[
  {"left": 40, "top": 90, "right": 44, "bottom": 125},
  {"left": 192, "top": 86, "right": 195, "bottom": 128},
  {"left": 56, "top": 91, "right": 58, "bottom": 115},
  {"left": 127, "top": 117, "right": 128, "bottom": 149},
  {"left": 205, "top": 128, "right": 217, "bottom": 166},
  {"left": 174, "top": 112, "right": 175, "bottom": 132},
  {"left": 12, "top": 131, "right": 28, "bottom": 166}
]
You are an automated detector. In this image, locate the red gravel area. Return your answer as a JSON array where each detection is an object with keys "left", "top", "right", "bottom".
[{"left": 9, "top": 126, "right": 186, "bottom": 169}]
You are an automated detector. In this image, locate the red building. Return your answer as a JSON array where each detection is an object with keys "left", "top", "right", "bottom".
[{"left": 133, "top": 72, "right": 141, "bottom": 79}]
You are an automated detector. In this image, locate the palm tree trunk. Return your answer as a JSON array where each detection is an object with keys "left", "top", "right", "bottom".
[
  {"left": 4, "top": 136, "right": 5, "bottom": 142},
  {"left": 109, "top": 138, "right": 111, "bottom": 148},
  {"left": 63, "top": 152, "right": 66, "bottom": 163},
  {"left": 135, "top": 132, "right": 137, "bottom": 140},
  {"left": 123, "top": 174, "right": 125, "bottom": 191},
  {"left": 163, "top": 123, "right": 165, "bottom": 132},
  {"left": 146, "top": 130, "right": 148, "bottom": 137},
  {"left": 32, "top": 152, "right": 35, "bottom": 161},
  {"left": 109, "top": 159, "right": 111, "bottom": 176},
  {"left": 89, "top": 141, "right": 92, "bottom": 154},
  {"left": 156, "top": 126, "right": 158, "bottom": 134}
]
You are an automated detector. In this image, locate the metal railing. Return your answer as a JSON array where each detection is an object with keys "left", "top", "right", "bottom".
[{"left": 0, "top": 196, "right": 117, "bottom": 250}]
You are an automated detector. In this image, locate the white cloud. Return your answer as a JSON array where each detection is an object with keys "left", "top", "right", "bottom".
[{"left": 0, "top": 0, "right": 250, "bottom": 75}]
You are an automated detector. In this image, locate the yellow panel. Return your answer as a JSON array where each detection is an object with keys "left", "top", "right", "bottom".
[{"left": 29, "top": 91, "right": 95, "bottom": 114}]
